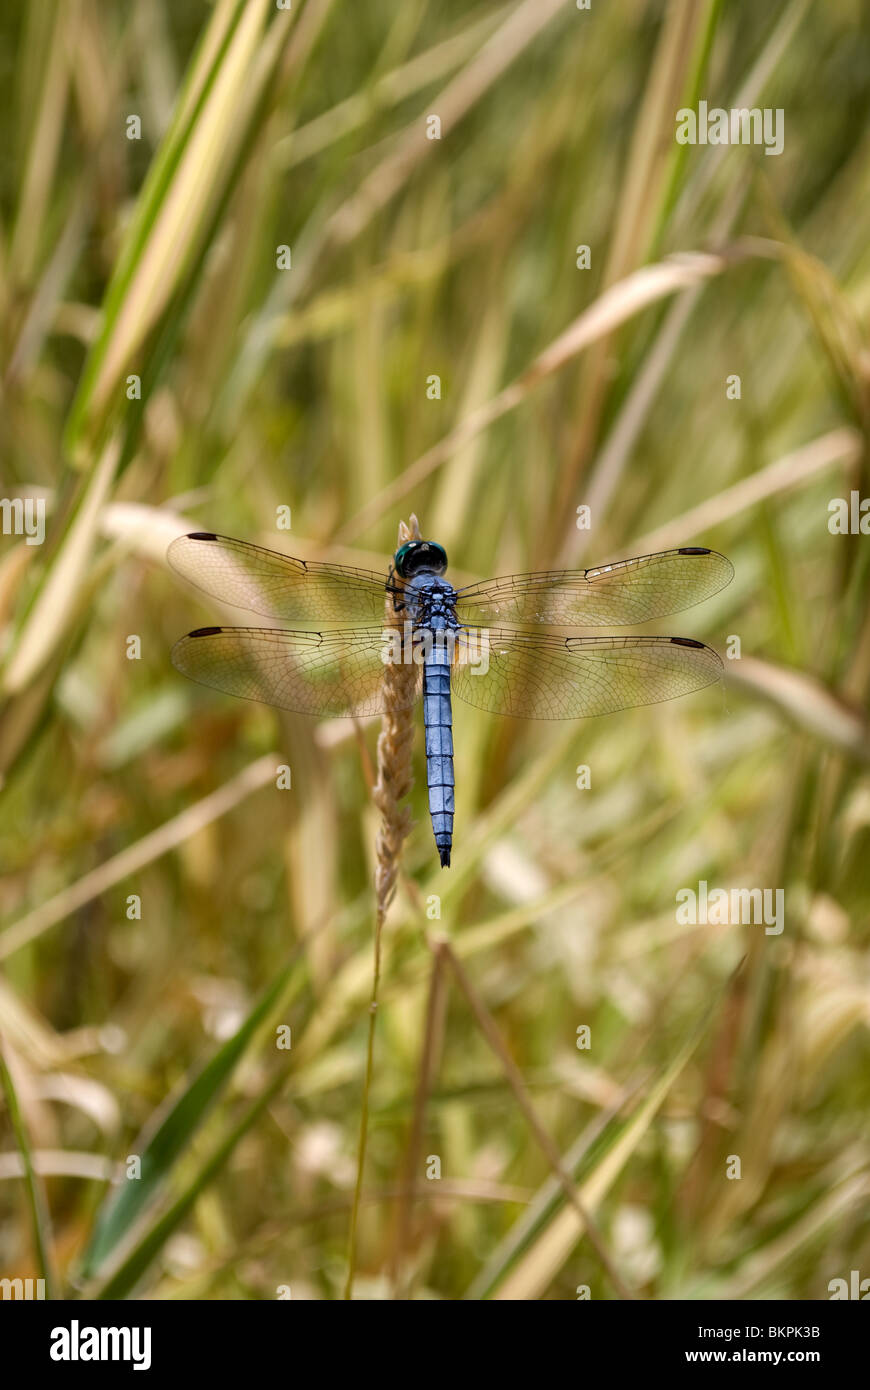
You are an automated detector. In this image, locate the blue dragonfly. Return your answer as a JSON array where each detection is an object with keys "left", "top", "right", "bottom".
[{"left": 168, "top": 532, "right": 732, "bottom": 867}]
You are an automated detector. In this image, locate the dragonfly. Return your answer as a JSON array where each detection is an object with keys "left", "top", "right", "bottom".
[{"left": 168, "top": 531, "right": 733, "bottom": 868}]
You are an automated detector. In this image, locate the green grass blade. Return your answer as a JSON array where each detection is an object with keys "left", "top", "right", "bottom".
[
  {"left": 79, "top": 954, "right": 301, "bottom": 1281},
  {"left": 469, "top": 974, "right": 735, "bottom": 1300},
  {"left": 93, "top": 1068, "right": 290, "bottom": 1300},
  {"left": 0, "top": 1042, "right": 58, "bottom": 1298}
]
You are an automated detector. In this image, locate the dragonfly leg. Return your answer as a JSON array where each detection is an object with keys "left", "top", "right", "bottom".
[{"left": 385, "top": 567, "right": 406, "bottom": 613}]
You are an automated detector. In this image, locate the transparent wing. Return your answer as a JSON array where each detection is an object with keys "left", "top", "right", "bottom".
[
  {"left": 168, "top": 532, "right": 389, "bottom": 625},
  {"left": 171, "top": 625, "right": 421, "bottom": 717},
  {"left": 449, "top": 628, "right": 723, "bottom": 719},
  {"left": 454, "top": 547, "right": 733, "bottom": 627}
]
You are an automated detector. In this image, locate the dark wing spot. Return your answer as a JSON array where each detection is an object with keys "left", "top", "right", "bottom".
[
  {"left": 670, "top": 636, "right": 705, "bottom": 648},
  {"left": 677, "top": 546, "right": 710, "bottom": 555},
  {"left": 188, "top": 626, "right": 224, "bottom": 638},
  {"left": 188, "top": 531, "right": 218, "bottom": 541}
]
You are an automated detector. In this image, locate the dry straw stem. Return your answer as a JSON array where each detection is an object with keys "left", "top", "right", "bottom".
[
  {"left": 565, "top": 0, "right": 812, "bottom": 530},
  {"left": 325, "top": 0, "right": 570, "bottom": 249},
  {"left": 0, "top": 754, "right": 278, "bottom": 960},
  {"left": 389, "top": 937, "right": 449, "bottom": 1296},
  {"left": 345, "top": 515, "right": 420, "bottom": 1300},
  {"left": 442, "top": 940, "right": 635, "bottom": 1303},
  {"left": 558, "top": 0, "right": 714, "bottom": 512},
  {"left": 626, "top": 426, "right": 861, "bottom": 558},
  {"left": 726, "top": 656, "right": 870, "bottom": 762},
  {"left": 373, "top": 514, "right": 422, "bottom": 917},
  {"left": 226, "top": 0, "right": 570, "bottom": 421},
  {"left": 491, "top": 1019, "right": 707, "bottom": 1300},
  {"left": 337, "top": 249, "right": 748, "bottom": 544},
  {"left": 0, "top": 1042, "right": 58, "bottom": 1299},
  {"left": 275, "top": 8, "right": 506, "bottom": 171}
]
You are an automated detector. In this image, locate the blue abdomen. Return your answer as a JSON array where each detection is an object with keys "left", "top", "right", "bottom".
[{"left": 422, "top": 641, "right": 454, "bottom": 868}]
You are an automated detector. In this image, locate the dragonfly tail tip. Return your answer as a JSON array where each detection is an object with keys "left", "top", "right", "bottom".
[{"left": 439, "top": 846, "right": 451, "bottom": 868}]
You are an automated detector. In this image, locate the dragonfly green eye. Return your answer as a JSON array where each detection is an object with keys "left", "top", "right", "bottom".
[{"left": 394, "top": 540, "right": 448, "bottom": 577}]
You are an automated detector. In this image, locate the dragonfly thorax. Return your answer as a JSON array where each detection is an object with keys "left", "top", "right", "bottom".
[{"left": 403, "top": 573, "right": 459, "bottom": 630}]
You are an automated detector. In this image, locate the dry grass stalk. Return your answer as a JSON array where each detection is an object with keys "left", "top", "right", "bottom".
[
  {"left": 389, "top": 937, "right": 448, "bottom": 1296},
  {"left": 345, "top": 514, "right": 421, "bottom": 1299},
  {"left": 373, "top": 513, "right": 421, "bottom": 916},
  {"left": 442, "top": 941, "right": 635, "bottom": 1302}
]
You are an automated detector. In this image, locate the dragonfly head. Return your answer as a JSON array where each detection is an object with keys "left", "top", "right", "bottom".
[{"left": 394, "top": 539, "right": 448, "bottom": 578}]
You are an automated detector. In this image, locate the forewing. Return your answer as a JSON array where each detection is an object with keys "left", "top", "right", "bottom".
[
  {"left": 454, "top": 548, "right": 733, "bottom": 627},
  {"left": 168, "top": 532, "right": 389, "bottom": 625},
  {"left": 449, "top": 628, "right": 723, "bottom": 719},
  {"left": 171, "top": 626, "right": 421, "bottom": 718}
]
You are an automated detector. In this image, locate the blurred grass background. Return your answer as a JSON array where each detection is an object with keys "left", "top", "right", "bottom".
[{"left": 1, "top": 0, "right": 869, "bottom": 1300}]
